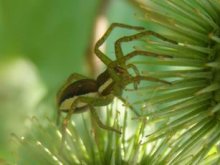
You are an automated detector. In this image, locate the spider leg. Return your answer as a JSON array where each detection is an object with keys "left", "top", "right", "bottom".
[
  {"left": 127, "top": 75, "right": 171, "bottom": 86},
  {"left": 81, "top": 95, "right": 121, "bottom": 134},
  {"left": 114, "top": 30, "right": 177, "bottom": 61},
  {"left": 77, "top": 95, "right": 121, "bottom": 134},
  {"left": 122, "top": 50, "right": 172, "bottom": 62},
  {"left": 112, "top": 30, "right": 176, "bottom": 87},
  {"left": 90, "top": 106, "right": 121, "bottom": 134},
  {"left": 94, "top": 23, "right": 145, "bottom": 65},
  {"left": 110, "top": 29, "right": 176, "bottom": 86},
  {"left": 60, "top": 96, "right": 91, "bottom": 145},
  {"left": 60, "top": 93, "right": 120, "bottom": 145},
  {"left": 127, "top": 63, "right": 140, "bottom": 76},
  {"left": 112, "top": 50, "right": 172, "bottom": 91},
  {"left": 60, "top": 107, "right": 74, "bottom": 146},
  {"left": 116, "top": 49, "right": 173, "bottom": 84},
  {"left": 116, "top": 95, "right": 141, "bottom": 116},
  {"left": 126, "top": 63, "right": 141, "bottom": 89}
]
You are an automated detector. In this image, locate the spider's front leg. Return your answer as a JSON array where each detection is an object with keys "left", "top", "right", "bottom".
[
  {"left": 113, "top": 29, "right": 178, "bottom": 86},
  {"left": 114, "top": 29, "right": 177, "bottom": 61},
  {"left": 94, "top": 23, "right": 145, "bottom": 67},
  {"left": 116, "top": 94, "right": 141, "bottom": 116},
  {"left": 126, "top": 63, "right": 142, "bottom": 89}
]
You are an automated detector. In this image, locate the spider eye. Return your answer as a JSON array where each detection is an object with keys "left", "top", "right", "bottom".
[{"left": 114, "top": 65, "right": 126, "bottom": 75}]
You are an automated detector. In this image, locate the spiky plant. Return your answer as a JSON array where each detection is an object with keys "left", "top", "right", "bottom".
[
  {"left": 129, "top": 0, "right": 220, "bottom": 164},
  {"left": 13, "top": 104, "right": 172, "bottom": 165},
  {"left": 13, "top": 0, "right": 220, "bottom": 165}
]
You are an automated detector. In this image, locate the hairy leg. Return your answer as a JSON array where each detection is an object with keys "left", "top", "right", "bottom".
[
  {"left": 114, "top": 30, "right": 177, "bottom": 60},
  {"left": 94, "top": 23, "right": 145, "bottom": 65},
  {"left": 90, "top": 106, "right": 121, "bottom": 134},
  {"left": 127, "top": 75, "right": 171, "bottom": 86},
  {"left": 60, "top": 93, "right": 118, "bottom": 145},
  {"left": 126, "top": 63, "right": 141, "bottom": 89},
  {"left": 116, "top": 95, "right": 141, "bottom": 116},
  {"left": 108, "top": 30, "right": 176, "bottom": 87}
]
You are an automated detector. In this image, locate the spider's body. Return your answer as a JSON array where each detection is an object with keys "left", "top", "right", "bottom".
[
  {"left": 57, "top": 23, "right": 176, "bottom": 138},
  {"left": 58, "top": 66, "right": 129, "bottom": 115}
]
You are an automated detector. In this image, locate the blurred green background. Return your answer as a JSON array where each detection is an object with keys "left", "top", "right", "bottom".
[{"left": 0, "top": 0, "right": 145, "bottom": 163}]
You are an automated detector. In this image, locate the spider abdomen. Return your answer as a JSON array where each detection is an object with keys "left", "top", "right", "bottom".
[{"left": 58, "top": 79, "right": 98, "bottom": 112}]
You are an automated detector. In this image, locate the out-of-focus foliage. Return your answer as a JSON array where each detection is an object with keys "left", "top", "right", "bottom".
[
  {"left": 0, "top": 0, "right": 100, "bottom": 88},
  {"left": 13, "top": 103, "right": 165, "bottom": 165},
  {"left": 0, "top": 0, "right": 101, "bottom": 163},
  {"left": 0, "top": 0, "right": 146, "bottom": 163}
]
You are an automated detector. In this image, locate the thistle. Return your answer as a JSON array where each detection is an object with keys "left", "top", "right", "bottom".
[{"left": 130, "top": 0, "right": 220, "bottom": 164}]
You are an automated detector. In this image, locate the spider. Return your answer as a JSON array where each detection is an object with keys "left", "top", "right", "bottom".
[{"left": 57, "top": 23, "right": 176, "bottom": 140}]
